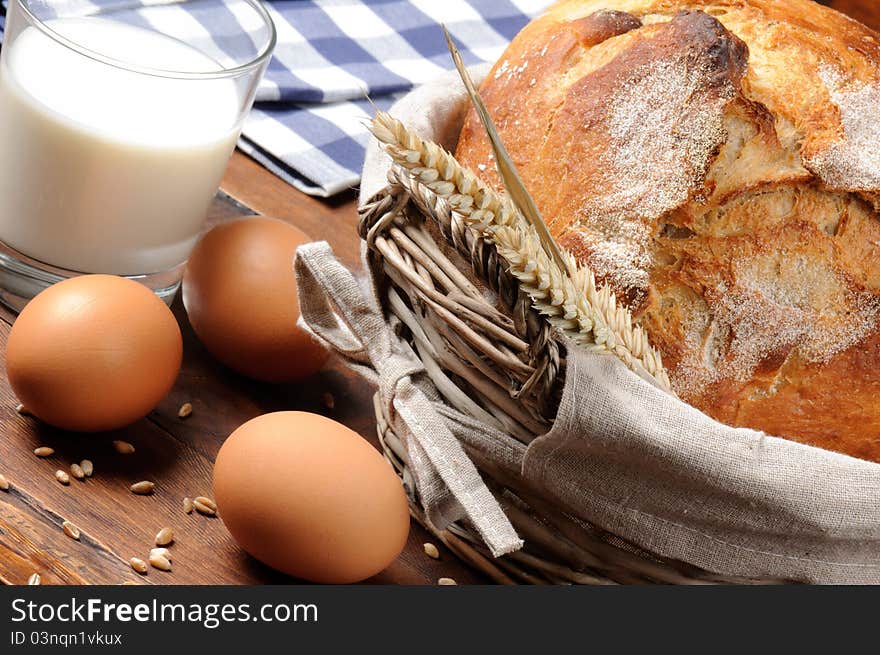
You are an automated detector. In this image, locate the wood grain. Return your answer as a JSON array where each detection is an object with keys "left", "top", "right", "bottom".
[{"left": 821, "top": 0, "right": 880, "bottom": 30}]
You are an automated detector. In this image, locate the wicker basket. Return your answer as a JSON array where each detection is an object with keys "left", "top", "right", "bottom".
[{"left": 356, "top": 164, "right": 785, "bottom": 585}]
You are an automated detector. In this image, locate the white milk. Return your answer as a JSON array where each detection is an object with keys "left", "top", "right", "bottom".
[{"left": 0, "top": 18, "right": 241, "bottom": 274}]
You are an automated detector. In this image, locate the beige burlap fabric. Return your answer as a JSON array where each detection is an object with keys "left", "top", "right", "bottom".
[{"left": 297, "top": 68, "right": 880, "bottom": 584}]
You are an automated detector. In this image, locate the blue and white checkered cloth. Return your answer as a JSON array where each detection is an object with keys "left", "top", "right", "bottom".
[
  {"left": 0, "top": 0, "right": 549, "bottom": 196},
  {"left": 244, "top": 0, "right": 550, "bottom": 196}
]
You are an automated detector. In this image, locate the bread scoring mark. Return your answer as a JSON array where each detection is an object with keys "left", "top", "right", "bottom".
[
  {"left": 670, "top": 237, "right": 880, "bottom": 399},
  {"left": 806, "top": 66, "right": 880, "bottom": 193},
  {"left": 532, "top": 13, "right": 644, "bottom": 190},
  {"left": 556, "top": 10, "right": 748, "bottom": 307}
]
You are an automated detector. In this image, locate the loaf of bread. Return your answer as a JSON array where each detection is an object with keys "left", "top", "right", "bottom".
[{"left": 455, "top": 0, "right": 880, "bottom": 462}]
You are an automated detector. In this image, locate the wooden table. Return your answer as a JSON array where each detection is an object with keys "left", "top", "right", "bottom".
[
  {"left": 818, "top": 0, "right": 879, "bottom": 27},
  {"left": 0, "top": 151, "right": 485, "bottom": 586},
  {"left": 1, "top": 0, "right": 876, "bottom": 587}
]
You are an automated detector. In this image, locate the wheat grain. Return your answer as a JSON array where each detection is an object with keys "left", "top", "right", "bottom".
[
  {"left": 34, "top": 446, "right": 54, "bottom": 457},
  {"left": 149, "top": 553, "right": 172, "bottom": 572},
  {"left": 130, "top": 558, "right": 148, "bottom": 574},
  {"left": 70, "top": 463, "right": 85, "bottom": 480},
  {"left": 62, "top": 521, "right": 80, "bottom": 540},
  {"left": 113, "top": 440, "right": 135, "bottom": 455},
  {"left": 178, "top": 402, "right": 193, "bottom": 419},
  {"left": 423, "top": 543, "right": 440, "bottom": 559},
  {"left": 0, "top": 474, "right": 8, "bottom": 491},
  {"left": 438, "top": 577, "right": 457, "bottom": 585},
  {"left": 493, "top": 224, "right": 672, "bottom": 388},
  {"left": 130, "top": 481, "right": 155, "bottom": 495},
  {"left": 150, "top": 548, "right": 172, "bottom": 562},
  {"left": 81, "top": 460, "right": 94, "bottom": 477},
  {"left": 371, "top": 112, "right": 519, "bottom": 231},
  {"left": 55, "top": 470, "right": 70, "bottom": 485},
  {"left": 192, "top": 499, "right": 216, "bottom": 516},
  {"left": 370, "top": 112, "right": 672, "bottom": 391},
  {"left": 183, "top": 497, "right": 193, "bottom": 514},
  {"left": 27, "top": 573, "right": 40, "bottom": 585},
  {"left": 155, "top": 527, "right": 173, "bottom": 546},
  {"left": 193, "top": 496, "right": 216, "bottom": 511},
  {"left": 16, "top": 403, "right": 32, "bottom": 416}
]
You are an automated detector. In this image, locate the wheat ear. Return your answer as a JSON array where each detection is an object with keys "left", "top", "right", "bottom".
[{"left": 370, "top": 111, "right": 672, "bottom": 392}]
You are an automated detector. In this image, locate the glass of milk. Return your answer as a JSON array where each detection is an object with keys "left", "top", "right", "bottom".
[{"left": 0, "top": 0, "right": 276, "bottom": 309}]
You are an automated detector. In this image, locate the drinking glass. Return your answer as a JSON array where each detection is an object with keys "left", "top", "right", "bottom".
[{"left": 0, "top": 0, "right": 276, "bottom": 309}]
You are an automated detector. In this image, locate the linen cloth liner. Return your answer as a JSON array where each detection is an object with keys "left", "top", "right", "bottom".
[
  {"left": 296, "top": 68, "right": 880, "bottom": 584},
  {"left": 295, "top": 240, "right": 522, "bottom": 556},
  {"left": 0, "top": 0, "right": 548, "bottom": 196}
]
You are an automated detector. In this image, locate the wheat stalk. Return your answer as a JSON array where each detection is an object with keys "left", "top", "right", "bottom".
[
  {"left": 442, "top": 25, "right": 568, "bottom": 273},
  {"left": 371, "top": 112, "right": 672, "bottom": 392}
]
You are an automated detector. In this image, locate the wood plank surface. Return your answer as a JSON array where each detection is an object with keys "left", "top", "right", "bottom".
[{"left": 821, "top": 0, "right": 880, "bottom": 29}]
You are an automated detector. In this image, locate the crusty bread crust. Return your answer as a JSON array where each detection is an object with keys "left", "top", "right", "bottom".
[{"left": 456, "top": 0, "right": 880, "bottom": 462}]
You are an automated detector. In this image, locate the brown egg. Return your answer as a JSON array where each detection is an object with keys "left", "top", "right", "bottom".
[
  {"left": 182, "top": 217, "right": 327, "bottom": 383},
  {"left": 5, "top": 275, "right": 182, "bottom": 432},
  {"left": 213, "top": 412, "right": 410, "bottom": 583}
]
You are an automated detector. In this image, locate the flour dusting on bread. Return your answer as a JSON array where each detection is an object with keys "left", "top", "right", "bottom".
[
  {"left": 810, "top": 66, "right": 880, "bottom": 191},
  {"left": 556, "top": 11, "right": 748, "bottom": 305},
  {"left": 582, "top": 56, "right": 734, "bottom": 297},
  {"left": 673, "top": 252, "right": 880, "bottom": 398}
]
